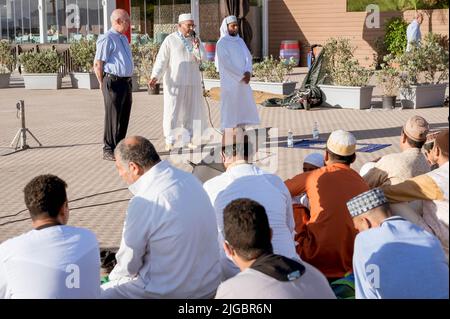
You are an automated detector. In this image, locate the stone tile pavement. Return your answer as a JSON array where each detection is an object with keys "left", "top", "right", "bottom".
[{"left": 0, "top": 72, "right": 448, "bottom": 248}]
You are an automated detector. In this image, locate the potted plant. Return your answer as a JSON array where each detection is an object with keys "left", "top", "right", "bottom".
[
  {"left": 131, "top": 42, "right": 141, "bottom": 92},
  {"left": 398, "top": 33, "right": 449, "bottom": 109},
  {"left": 377, "top": 54, "right": 401, "bottom": 109},
  {"left": 0, "top": 40, "right": 14, "bottom": 88},
  {"left": 251, "top": 56, "right": 297, "bottom": 95},
  {"left": 201, "top": 60, "right": 220, "bottom": 90},
  {"left": 135, "top": 41, "right": 161, "bottom": 94},
  {"left": 69, "top": 38, "right": 98, "bottom": 89},
  {"left": 19, "top": 49, "right": 63, "bottom": 89},
  {"left": 319, "top": 38, "right": 374, "bottom": 109}
]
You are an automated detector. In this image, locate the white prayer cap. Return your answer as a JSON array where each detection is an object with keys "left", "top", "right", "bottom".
[
  {"left": 178, "top": 13, "right": 194, "bottom": 23},
  {"left": 304, "top": 153, "right": 324, "bottom": 168},
  {"left": 225, "top": 15, "right": 238, "bottom": 25},
  {"left": 359, "top": 161, "right": 376, "bottom": 177},
  {"left": 326, "top": 130, "right": 357, "bottom": 156}
]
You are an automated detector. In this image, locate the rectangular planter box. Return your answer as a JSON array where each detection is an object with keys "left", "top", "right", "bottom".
[
  {"left": 70, "top": 72, "right": 99, "bottom": 89},
  {"left": 202, "top": 79, "right": 297, "bottom": 95},
  {"left": 319, "top": 84, "right": 374, "bottom": 109},
  {"left": 23, "top": 73, "right": 62, "bottom": 90},
  {"left": 400, "top": 83, "right": 448, "bottom": 109},
  {"left": 0, "top": 73, "right": 10, "bottom": 88}
]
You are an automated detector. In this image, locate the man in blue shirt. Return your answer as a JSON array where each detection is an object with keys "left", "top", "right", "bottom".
[
  {"left": 347, "top": 188, "right": 448, "bottom": 299},
  {"left": 94, "top": 9, "right": 134, "bottom": 161},
  {"left": 406, "top": 12, "right": 423, "bottom": 52}
]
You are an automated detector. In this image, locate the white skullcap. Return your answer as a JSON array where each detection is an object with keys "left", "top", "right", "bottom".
[
  {"left": 326, "top": 130, "right": 357, "bottom": 156},
  {"left": 225, "top": 15, "right": 238, "bottom": 24},
  {"left": 178, "top": 13, "right": 194, "bottom": 23},
  {"left": 359, "top": 161, "right": 376, "bottom": 177},
  {"left": 304, "top": 153, "right": 324, "bottom": 168}
]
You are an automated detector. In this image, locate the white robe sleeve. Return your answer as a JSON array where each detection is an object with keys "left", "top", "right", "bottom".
[
  {"left": 217, "top": 42, "right": 245, "bottom": 79},
  {"left": 0, "top": 256, "right": 7, "bottom": 298},
  {"left": 109, "top": 197, "right": 150, "bottom": 281},
  {"left": 242, "top": 40, "right": 253, "bottom": 74},
  {"left": 151, "top": 38, "right": 170, "bottom": 81}
]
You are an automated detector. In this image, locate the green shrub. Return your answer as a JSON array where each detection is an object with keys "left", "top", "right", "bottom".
[
  {"left": 322, "top": 38, "right": 372, "bottom": 86},
  {"left": 70, "top": 39, "right": 96, "bottom": 72},
  {"left": 252, "top": 56, "right": 296, "bottom": 83},
  {"left": 200, "top": 61, "right": 219, "bottom": 80},
  {"left": 384, "top": 17, "right": 408, "bottom": 57},
  {"left": 0, "top": 40, "right": 14, "bottom": 74},
  {"left": 19, "top": 50, "right": 63, "bottom": 73}
]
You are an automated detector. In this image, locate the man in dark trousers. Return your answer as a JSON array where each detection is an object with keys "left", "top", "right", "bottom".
[{"left": 94, "top": 9, "right": 133, "bottom": 161}]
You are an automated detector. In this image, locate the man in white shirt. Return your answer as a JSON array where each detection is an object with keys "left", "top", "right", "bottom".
[
  {"left": 406, "top": 12, "right": 423, "bottom": 51},
  {"left": 215, "top": 198, "right": 335, "bottom": 299},
  {"left": 215, "top": 15, "right": 260, "bottom": 130},
  {"left": 0, "top": 175, "right": 101, "bottom": 299},
  {"left": 149, "top": 13, "right": 208, "bottom": 151},
  {"left": 203, "top": 128, "right": 299, "bottom": 279},
  {"left": 101, "top": 136, "right": 221, "bottom": 298}
]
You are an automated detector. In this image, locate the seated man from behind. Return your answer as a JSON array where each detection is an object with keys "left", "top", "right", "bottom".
[
  {"left": 0, "top": 174, "right": 101, "bottom": 299},
  {"left": 215, "top": 198, "right": 336, "bottom": 299},
  {"left": 347, "top": 188, "right": 448, "bottom": 299},
  {"left": 101, "top": 136, "right": 221, "bottom": 298},
  {"left": 204, "top": 128, "right": 299, "bottom": 280},
  {"left": 363, "top": 116, "right": 431, "bottom": 228},
  {"left": 285, "top": 130, "right": 369, "bottom": 282}
]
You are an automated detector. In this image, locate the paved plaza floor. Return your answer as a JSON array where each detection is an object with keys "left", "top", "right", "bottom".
[{"left": 0, "top": 72, "right": 448, "bottom": 248}]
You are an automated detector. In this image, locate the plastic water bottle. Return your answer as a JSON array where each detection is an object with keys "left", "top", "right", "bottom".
[
  {"left": 312, "top": 122, "right": 320, "bottom": 140},
  {"left": 287, "top": 129, "right": 294, "bottom": 148}
]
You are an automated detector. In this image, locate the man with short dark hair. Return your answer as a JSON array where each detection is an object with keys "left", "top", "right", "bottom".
[
  {"left": 101, "top": 136, "right": 221, "bottom": 298},
  {"left": 204, "top": 128, "right": 299, "bottom": 280},
  {"left": 347, "top": 188, "right": 448, "bottom": 299},
  {"left": 215, "top": 198, "right": 335, "bottom": 299},
  {"left": 0, "top": 175, "right": 100, "bottom": 298},
  {"left": 285, "top": 130, "right": 369, "bottom": 281}
]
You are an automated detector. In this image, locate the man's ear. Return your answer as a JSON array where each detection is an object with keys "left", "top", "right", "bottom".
[
  {"left": 59, "top": 201, "right": 69, "bottom": 224},
  {"left": 129, "top": 162, "right": 143, "bottom": 176},
  {"left": 223, "top": 241, "right": 234, "bottom": 258},
  {"left": 361, "top": 216, "right": 373, "bottom": 229},
  {"left": 324, "top": 151, "right": 329, "bottom": 163}
]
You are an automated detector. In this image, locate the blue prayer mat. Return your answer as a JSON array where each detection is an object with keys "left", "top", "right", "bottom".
[{"left": 286, "top": 139, "right": 391, "bottom": 153}]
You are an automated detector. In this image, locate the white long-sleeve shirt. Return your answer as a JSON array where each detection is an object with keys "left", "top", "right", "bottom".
[
  {"left": 203, "top": 163, "right": 299, "bottom": 279},
  {"left": 406, "top": 20, "right": 422, "bottom": 51},
  {"left": 107, "top": 160, "right": 221, "bottom": 298},
  {"left": 0, "top": 226, "right": 100, "bottom": 299}
]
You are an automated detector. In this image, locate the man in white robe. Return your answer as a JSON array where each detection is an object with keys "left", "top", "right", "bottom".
[
  {"left": 149, "top": 13, "right": 208, "bottom": 151},
  {"left": 215, "top": 16, "right": 260, "bottom": 130}
]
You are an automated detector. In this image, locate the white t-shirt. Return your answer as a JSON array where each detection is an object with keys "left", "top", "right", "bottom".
[{"left": 0, "top": 225, "right": 101, "bottom": 299}]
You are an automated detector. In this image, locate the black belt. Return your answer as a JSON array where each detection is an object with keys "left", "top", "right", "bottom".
[{"left": 104, "top": 73, "right": 131, "bottom": 81}]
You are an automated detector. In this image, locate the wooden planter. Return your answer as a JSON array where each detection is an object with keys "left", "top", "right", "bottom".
[
  {"left": 23, "top": 73, "right": 62, "bottom": 90},
  {"left": 318, "top": 84, "right": 375, "bottom": 110}
]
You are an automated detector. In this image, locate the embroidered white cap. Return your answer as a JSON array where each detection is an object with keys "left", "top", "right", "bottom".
[
  {"left": 178, "top": 13, "right": 194, "bottom": 23},
  {"left": 304, "top": 153, "right": 324, "bottom": 168},
  {"left": 326, "top": 130, "right": 357, "bottom": 156},
  {"left": 225, "top": 15, "right": 238, "bottom": 24}
]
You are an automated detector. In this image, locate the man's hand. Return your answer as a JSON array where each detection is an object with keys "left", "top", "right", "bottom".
[
  {"left": 241, "top": 72, "right": 251, "bottom": 84},
  {"left": 192, "top": 37, "right": 200, "bottom": 49},
  {"left": 148, "top": 78, "right": 158, "bottom": 89}
]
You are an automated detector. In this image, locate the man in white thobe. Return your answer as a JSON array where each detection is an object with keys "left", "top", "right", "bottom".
[
  {"left": 149, "top": 13, "right": 208, "bottom": 151},
  {"left": 406, "top": 12, "right": 423, "bottom": 52},
  {"left": 101, "top": 136, "right": 221, "bottom": 298},
  {"left": 215, "top": 16, "right": 260, "bottom": 130},
  {"left": 203, "top": 129, "right": 299, "bottom": 280}
]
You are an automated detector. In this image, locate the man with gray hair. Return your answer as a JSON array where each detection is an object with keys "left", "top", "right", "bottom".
[
  {"left": 149, "top": 13, "right": 208, "bottom": 151},
  {"left": 94, "top": 9, "right": 134, "bottom": 161},
  {"left": 101, "top": 136, "right": 221, "bottom": 298},
  {"left": 347, "top": 188, "right": 448, "bottom": 299},
  {"left": 406, "top": 12, "right": 424, "bottom": 51}
]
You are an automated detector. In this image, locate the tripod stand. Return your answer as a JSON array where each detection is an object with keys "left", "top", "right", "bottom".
[{"left": 10, "top": 100, "right": 42, "bottom": 150}]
